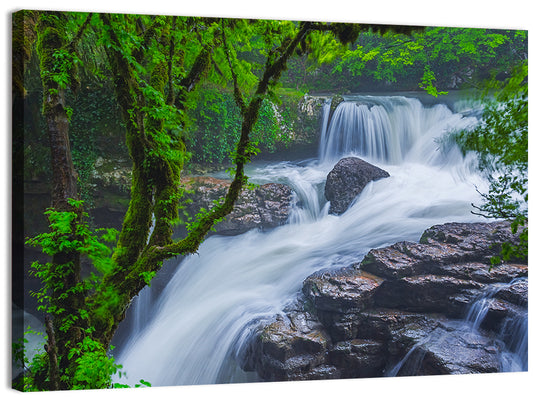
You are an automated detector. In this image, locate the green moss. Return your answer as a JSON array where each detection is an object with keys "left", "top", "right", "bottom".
[
  {"left": 329, "top": 94, "right": 344, "bottom": 116},
  {"left": 359, "top": 253, "right": 376, "bottom": 268}
]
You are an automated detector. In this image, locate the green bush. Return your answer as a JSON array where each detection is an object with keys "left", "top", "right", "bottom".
[{"left": 186, "top": 87, "right": 303, "bottom": 166}]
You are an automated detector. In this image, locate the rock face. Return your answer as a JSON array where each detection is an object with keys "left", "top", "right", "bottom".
[
  {"left": 325, "top": 157, "right": 390, "bottom": 215},
  {"left": 181, "top": 176, "right": 292, "bottom": 235},
  {"left": 245, "top": 221, "right": 528, "bottom": 380},
  {"left": 87, "top": 159, "right": 292, "bottom": 235}
]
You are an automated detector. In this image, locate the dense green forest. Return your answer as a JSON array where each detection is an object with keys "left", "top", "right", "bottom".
[
  {"left": 13, "top": 10, "right": 527, "bottom": 391},
  {"left": 20, "top": 18, "right": 526, "bottom": 180}
]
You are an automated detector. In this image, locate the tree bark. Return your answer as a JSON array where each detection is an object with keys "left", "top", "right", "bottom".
[
  {"left": 44, "top": 316, "right": 59, "bottom": 391},
  {"left": 36, "top": 11, "right": 86, "bottom": 387}
]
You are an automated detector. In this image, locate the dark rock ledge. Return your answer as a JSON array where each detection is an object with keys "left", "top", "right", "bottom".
[
  {"left": 181, "top": 176, "right": 292, "bottom": 236},
  {"left": 243, "top": 221, "right": 528, "bottom": 380}
]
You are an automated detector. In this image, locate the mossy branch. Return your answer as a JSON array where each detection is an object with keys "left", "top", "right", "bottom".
[
  {"left": 221, "top": 21, "right": 246, "bottom": 115},
  {"left": 67, "top": 13, "right": 92, "bottom": 52},
  {"left": 89, "top": 18, "right": 357, "bottom": 349},
  {"left": 149, "top": 21, "right": 315, "bottom": 261},
  {"left": 176, "top": 43, "right": 213, "bottom": 104}
]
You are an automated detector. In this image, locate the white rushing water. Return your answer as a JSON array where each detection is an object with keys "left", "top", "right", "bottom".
[
  {"left": 386, "top": 277, "right": 528, "bottom": 376},
  {"left": 465, "top": 278, "right": 528, "bottom": 372},
  {"left": 114, "top": 94, "right": 499, "bottom": 387}
]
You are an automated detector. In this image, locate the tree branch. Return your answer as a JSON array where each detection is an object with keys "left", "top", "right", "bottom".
[
  {"left": 166, "top": 16, "right": 177, "bottom": 105},
  {"left": 221, "top": 21, "right": 246, "bottom": 115},
  {"left": 175, "top": 22, "right": 221, "bottom": 101},
  {"left": 67, "top": 13, "right": 92, "bottom": 51},
  {"left": 151, "top": 21, "right": 315, "bottom": 262}
]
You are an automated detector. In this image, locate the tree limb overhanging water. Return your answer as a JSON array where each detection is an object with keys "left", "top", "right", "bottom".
[{"left": 112, "top": 94, "right": 526, "bottom": 386}]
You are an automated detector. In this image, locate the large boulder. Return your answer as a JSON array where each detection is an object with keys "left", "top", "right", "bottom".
[
  {"left": 247, "top": 309, "right": 334, "bottom": 381},
  {"left": 325, "top": 157, "right": 389, "bottom": 215},
  {"left": 181, "top": 176, "right": 292, "bottom": 235}
]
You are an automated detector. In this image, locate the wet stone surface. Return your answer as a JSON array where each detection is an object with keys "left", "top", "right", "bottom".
[
  {"left": 324, "top": 157, "right": 390, "bottom": 215},
  {"left": 181, "top": 176, "right": 292, "bottom": 235}
]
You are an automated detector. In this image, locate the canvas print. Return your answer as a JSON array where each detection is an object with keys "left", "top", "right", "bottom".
[{"left": 12, "top": 10, "right": 527, "bottom": 391}]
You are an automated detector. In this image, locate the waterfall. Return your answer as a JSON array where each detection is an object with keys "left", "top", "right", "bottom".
[
  {"left": 113, "top": 94, "right": 521, "bottom": 387},
  {"left": 318, "top": 96, "right": 473, "bottom": 166},
  {"left": 320, "top": 97, "right": 332, "bottom": 141},
  {"left": 465, "top": 278, "right": 528, "bottom": 372},
  {"left": 131, "top": 286, "right": 153, "bottom": 337},
  {"left": 387, "top": 278, "right": 528, "bottom": 376}
]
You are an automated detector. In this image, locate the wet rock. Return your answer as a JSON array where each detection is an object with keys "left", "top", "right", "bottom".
[
  {"left": 329, "top": 95, "right": 344, "bottom": 117},
  {"left": 287, "top": 364, "right": 341, "bottom": 381},
  {"left": 436, "top": 262, "right": 528, "bottom": 284},
  {"left": 419, "top": 221, "right": 524, "bottom": 263},
  {"left": 325, "top": 157, "right": 389, "bottom": 215},
  {"left": 393, "top": 321, "right": 501, "bottom": 375},
  {"left": 252, "top": 311, "right": 331, "bottom": 381},
  {"left": 303, "top": 267, "right": 384, "bottom": 313},
  {"left": 90, "top": 156, "right": 132, "bottom": 194},
  {"left": 360, "top": 241, "right": 433, "bottom": 279},
  {"left": 181, "top": 176, "right": 292, "bottom": 235},
  {"left": 357, "top": 309, "right": 433, "bottom": 343},
  {"left": 361, "top": 222, "right": 527, "bottom": 279},
  {"left": 375, "top": 275, "right": 485, "bottom": 316},
  {"left": 473, "top": 297, "right": 525, "bottom": 333},
  {"left": 328, "top": 339, "right": 387, "bottom": 378},
  {"left": 386, "top": 315, "right": 445, "bottom": 359},
  {"left": 495, "top": 278, "right": 528, "bottom": 306}
]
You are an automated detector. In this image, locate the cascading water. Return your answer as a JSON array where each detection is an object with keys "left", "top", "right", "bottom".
[
  {"left": 387, "top": 278, "right": 528, "bottom": 376},
  {"left": 113, "top": 94, "right": 520, "bottom": 387},
  {"left": 319, "top": 96, "right": 464, "bottom": 165},
  {"left": 465, "top": 278, "right": 528, "bottom": 372}
]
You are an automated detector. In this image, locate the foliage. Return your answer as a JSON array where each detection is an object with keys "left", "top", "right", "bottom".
[
  {"left": 12, "top": 326, "right": 45, "bottom": 391},
  {"left": 186, "top": 87, "right": 241, "bottom": 164},
  {"left": 18, "top": 10, "right": 528, "bottom": 392},
  {"left": 13, "top": 328, "right": 149, "bottom": 391},
  {"left": 68, "top": 86, "right": 126, "bottom": 204},
  {"left": 187, "top": 86, "right": 300, "bottom": 165},
  {"left": 24, "top": 199, "right": 123, "bottom": 390},
  {"left": 69, "top": 338, "right": 119, "bottom": 390},
  {"left": 22, "top": 198, "right": 152, "bottom": 390},
  {"left": 453, "top": 62, "right": 528, "bottom": 265},
  {"left": 285, "top": 27, "right": 527, "bottom": 94}
]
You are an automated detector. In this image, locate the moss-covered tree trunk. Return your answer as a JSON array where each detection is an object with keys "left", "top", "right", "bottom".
[{"left": 35, "top": 11, "right": 88, "bottom": 390}]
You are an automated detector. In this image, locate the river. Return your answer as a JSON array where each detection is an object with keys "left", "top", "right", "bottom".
[{"left": 112, "top": 93, "right": 506, "bottom": 387}]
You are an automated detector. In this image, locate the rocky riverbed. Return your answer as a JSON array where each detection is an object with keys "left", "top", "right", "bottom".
[
  {"left": 242, "top": 221, "right": 528, "bottom": 380},
  {"left": 22, "top": 155, "right": 528, "bottom": 382}
]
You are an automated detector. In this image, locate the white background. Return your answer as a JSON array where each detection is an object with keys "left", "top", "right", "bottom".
[{"left": 1, "top": 1, "right": 531, "bottom": 398}]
